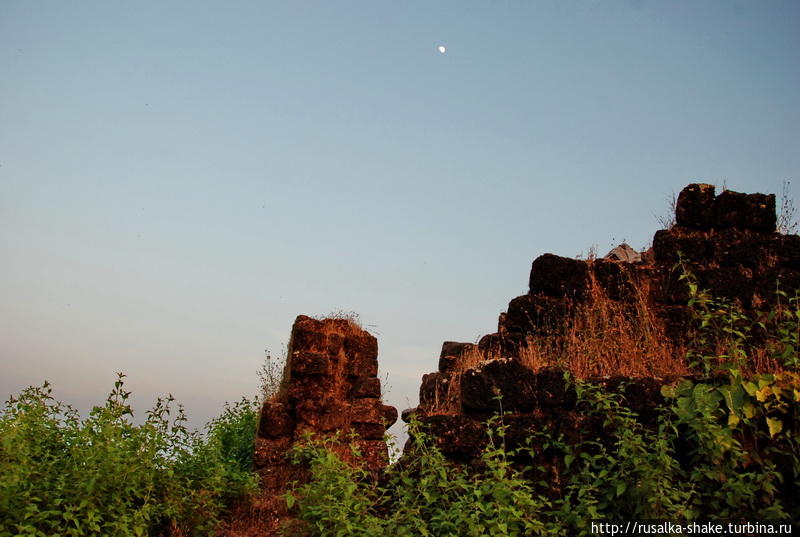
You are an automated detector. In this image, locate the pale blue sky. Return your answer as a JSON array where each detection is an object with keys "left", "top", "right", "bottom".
[{"left": 2, "top": 1, "right": 798, "bottom": 430}]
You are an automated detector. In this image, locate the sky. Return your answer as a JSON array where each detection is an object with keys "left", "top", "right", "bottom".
[{"left": 2, "top": 1, "right": 799, "bottom": 437}]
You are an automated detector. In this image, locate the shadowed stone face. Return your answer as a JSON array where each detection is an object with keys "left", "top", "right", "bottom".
[
  {"left": 676, "top": 183, "right": 716, "bottom": 230},
  {"left": 405, "top": 183, "right": 798, "bottom": 468}
]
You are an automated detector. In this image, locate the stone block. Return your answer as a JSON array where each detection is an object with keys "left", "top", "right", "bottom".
[
  {"left": 286, "top": 376, "right": 335, "bottom": 405},
  {"left": 401, "top": 407, "right": 419, "bottom": 423},
  {"left": 699, "top": 266, "right": 756, "bottom": 308},
  {"left": 352, "top": 422, "right": 385, "bottom": 440},
  {"left": 592, "top": 259, "right": 637, "bottom": 301},
  {"left": 325, "top": 332, "right": 345, "bottom": 355},
  {"left": 649, "top": 264, "right": 692, "bottom": 305},
  {"left": 344, "top": 334, "right": 379, "bottom": 377},
  {"left": 438, "top": 341, "right": 476, "bottom": 374},
  {"left": 711, "top": 228, "right": 764, "bottom": 267},
  {"left": 289, "top": 351, "right": 329, "bottom": 376},
  {"left": 409, "top": 415, "right": 487, "bottom": 460},
  {"left": 350, "top": 398, "right": 385, "bottom": 424},
  {"left": 461, "top": 359, "right": 536, "bottom": 413},
  {"left": 295, "top": 405, "right": 351, "bottom": 432},
  {"left": 419, "top": 372, "right": 451, "bottom": 411},
  {"left": 258, "top": 400, "right": 295, "bottom": 439},
  {"left": 532, "top": 367, "right": 577, "bottom": 408},
  {"left": 254, "top": 436, "right": 292, "bottom": 468},
  {"left": 289, "top": 316, "right": 327, "bottom": 352},
  {"left": 348, "top": 377, "right": 382, "bottom": 399},
  {"left": 675, "top": 183, "right": 716, "bottom": 230},
  {"left": 714, "top": 190, "right": 776, "bottom": 232},
  {"left": 381, "top": 404, "right": 398, "bottom": 428},
  {"left": 603, "top": 376, "right": 673, "bottom": 421},
  {"left": 503, "top": 294, "right": 569, "bottom": 337},
  {"left": 529, "top": 254, "right": 590, "bottom": 298},
  {"left": 652, "top": 229, "right": 710, "bottom": 265},
  {"left": 477, "top": 332, "right": 518, "bottom": 355}
]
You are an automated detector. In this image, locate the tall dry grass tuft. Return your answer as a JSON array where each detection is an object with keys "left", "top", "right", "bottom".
[
  {"left": 520, "top": 267, "right": 688, "bottom": 378},
  {"left": 320, "top": 309, "right": 363, "bottom": 330}
]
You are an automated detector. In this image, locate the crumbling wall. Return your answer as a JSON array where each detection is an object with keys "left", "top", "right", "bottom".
[
  {"left": 488, "top": 183, "right": 796, "bottom": 354},
  {"left": 405, "top": 184, "right": 799, "bottom": 462},
  {"left": 255, "top": 315, "right": 397, "bottom": 492}
]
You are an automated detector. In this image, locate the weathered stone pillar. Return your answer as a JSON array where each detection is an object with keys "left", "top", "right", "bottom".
[{"left": 255, "top": 315, "right": 397, "bottom": 491}]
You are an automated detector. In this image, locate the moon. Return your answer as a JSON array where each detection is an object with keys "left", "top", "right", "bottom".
[{"left": 437, "top": 45, "right": 446, "bottom": 54}]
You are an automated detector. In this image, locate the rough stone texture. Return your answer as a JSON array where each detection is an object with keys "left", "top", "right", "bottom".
[
  {"left": 477, "top": 332, "right": 521, "bottom": 355},
  {"left": 255, "top": 315, "right": 397, "bottom": 491},
  {"left": 418, "top": 372, "right": 450, "bottom": 410},
  {"left": 504, "top": 294, "right": 569, "bottom": 337},
  {"left": 438, "top": 341, "right": 476, "bottom": 374},
  {"left": 605, "top": 243, "right": 642, "bottom": 263},
  {"left": 714, "top": 190, "right": 776, "bottom": 233},
  {"left": 405, "top": 183, "right": 799, "bottom": 467},
  {"left": 675, "top": 183, "right": 716, "bottom": 229},
  {"left": 593, "top": 258, "right": 638, "bottom": 301},
  {"left": 529, "top": 253, "right": 590, "bottom": 298},
  {"left": 461, "top": 359, "right": 537, "bottom": 413},
  {"left": 522, "top": 184, "right": 796, "bottom": 347},
  {"left": 531, "top": 367, "right": 578, "bottom": 408},
  {"left": 652, "top": 228, "right": 711, "bottom": 265}
]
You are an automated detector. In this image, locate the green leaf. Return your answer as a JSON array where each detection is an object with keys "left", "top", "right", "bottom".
[
  {"left": 742, "top": 402, "right": 757, "bottom": 419},
  {"left": 766, "top": 417, "right": 783, "bottom": 438},
  {"left": 660, "top": 384, "right": 678, "bottom": 399},
  {"left": 727, "top": 413, "right": 740, "bottom": 427},
  {"left": 742, "top": 381, "right": 758, "bottom": 397}
]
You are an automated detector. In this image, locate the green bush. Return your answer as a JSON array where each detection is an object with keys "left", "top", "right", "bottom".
[
  {"left": 286, "top": 371, "right": 798, "bottom": 536},
  {"left": 0, "top": 374, "right": 259, "bottom": 537},
  {"left": 287, "top": 420, "right": 557, "bottom": 537}
]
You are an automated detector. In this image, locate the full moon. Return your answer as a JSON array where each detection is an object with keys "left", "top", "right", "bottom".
[{"left": 437, "top": 45, "right": 446, "bottom": 54}]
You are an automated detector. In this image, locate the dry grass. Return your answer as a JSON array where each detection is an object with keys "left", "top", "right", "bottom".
[
  {"left": 319, "top": 309, "right": 363, "bottom": 330},
  {"left": 519, "top": 269, "right": 689, "bottom": 379},
  {"left": 423, "top": 263, "right": 690, "bottom": 415}
]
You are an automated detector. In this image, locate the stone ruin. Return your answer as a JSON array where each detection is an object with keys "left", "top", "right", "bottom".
[
  {"left": 476, "top": 184, "right": 796, "bottom": 356},
  {"left": 254, "top": 315, "right": 397, "bottom": 492},
  {"left": 403, "top": 183, "right": 799, "bottom": 462},
  {"left": 242, "top": 184, "right": 797, "bottom": 528}
]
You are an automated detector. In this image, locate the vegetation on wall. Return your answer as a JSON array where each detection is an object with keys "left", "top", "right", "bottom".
[
  {"left": 285, "top": 277, "right": 800, "bottom": 536},
  {"left": 287, "top": 372, "right": 798, "bottom": 536}
]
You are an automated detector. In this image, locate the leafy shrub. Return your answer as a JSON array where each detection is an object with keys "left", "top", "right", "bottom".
[
  {"left": 287, "top": 419, "right": 556, "bottom": 537},
  {"left": 286, "top": 433, "right": 383, "bottom": 537},
  {"left": 553, "top": 379, "right": 692, "bottom": 530},
  {"left": 0, "top": 374, "right": 259, "bottom": 537}
]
